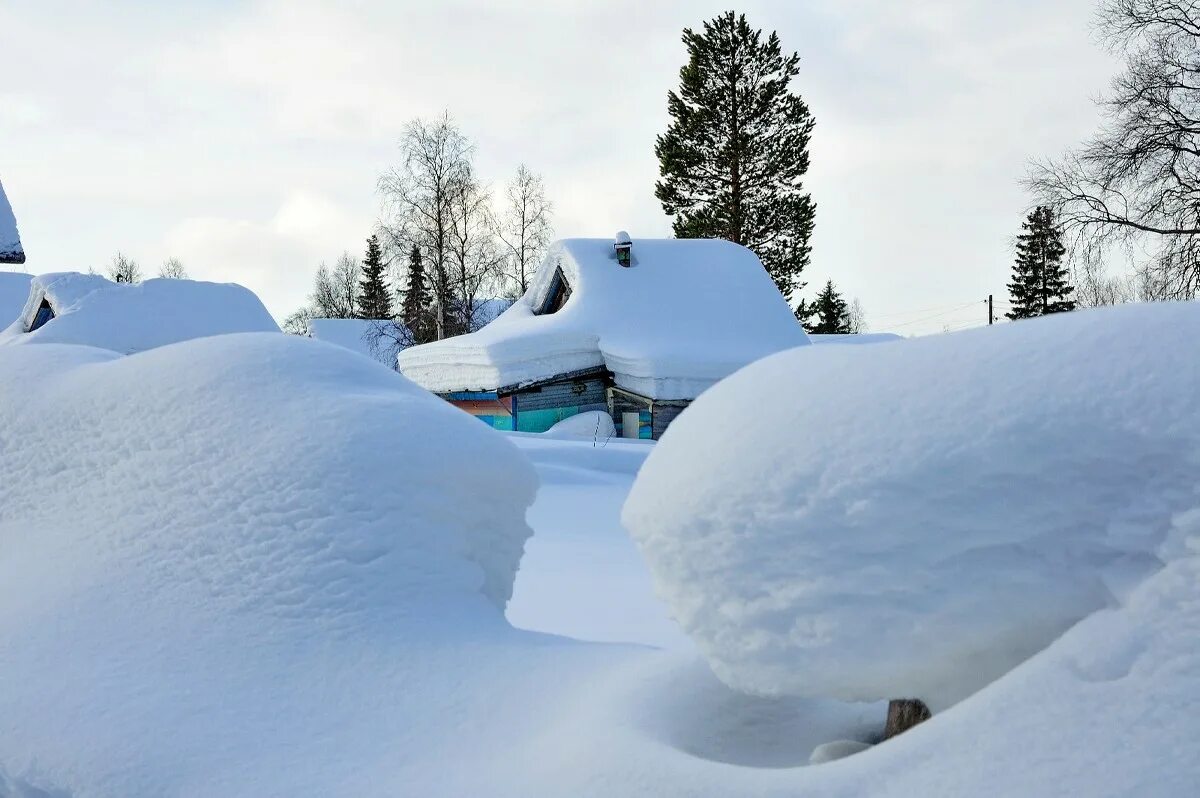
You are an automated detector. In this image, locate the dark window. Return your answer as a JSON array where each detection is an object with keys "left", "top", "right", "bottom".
[
  {"left": 536, "top": 267, "right": 572, "bottom": 315},
  {"left": 28, "top": 299, "right": 54, "bottom": 332}
]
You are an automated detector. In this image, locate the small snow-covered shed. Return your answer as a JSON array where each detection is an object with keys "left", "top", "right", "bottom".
[
  {"left": 0, "top": 178, "right": 26, "bottom": 265},
  {"left": 0, "top": 272, "right": 280, "bottom": 354},
  {"left": 398, "top": 235, "right": 809, "bottom": 438},
  {"left": 306, "top": 317, "right": 407, "bottom": 369}
]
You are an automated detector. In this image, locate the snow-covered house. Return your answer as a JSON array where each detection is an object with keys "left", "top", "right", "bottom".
[
  {"left": 398, "top": 235, "right": 809, "bottom": 438},
  {"left": 0, "top": 272, "right": 280, "bottom": 354},
  {"left": 0, "top": 178, "right": 25, "bottom": 265}
]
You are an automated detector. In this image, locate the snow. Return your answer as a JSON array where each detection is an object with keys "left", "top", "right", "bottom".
[
  {"left": 307, "top": 317, "right": 403, "bottom": 368},
  {"left": 624, "top": 302, "right": 1200, "bottom": 711},
  {"left": 4, "top": 302, "right": 1200, "bottom": 795},
  {"left": 544, "top": 409, "right": 618, "bottom": 440},
  {"left": 399, "top": 238, "right": 808, "bottom": 399},
  {"left": 0, "top": 179, "right": 24, "bottom": 264},
  {"left": 0, "top": 271, "right": 32, "bottom": 327},
  {"left": 0, "top": 272, "right": 280, "bottom": 354},
  {"left": 809, "top": 332, "right": 903, "bottom": 345}
]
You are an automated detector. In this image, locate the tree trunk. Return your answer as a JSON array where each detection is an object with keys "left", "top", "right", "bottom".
[{"left": 884, "top": 699, "right": 931, "bottom": 740}]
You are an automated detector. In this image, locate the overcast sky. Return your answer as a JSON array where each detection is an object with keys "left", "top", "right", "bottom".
[{"left": 2, "top": 0, "right": 1117, "bottom": 334}]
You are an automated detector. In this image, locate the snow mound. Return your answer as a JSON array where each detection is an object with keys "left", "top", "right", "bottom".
[
  {"left": 623, "top": 303, "right": 1200, "bottom": 709},
  {"left": 545, "top": 410, "right": 617, "bottom": 440},
  {"left": 809, "top": 332, "right": 902, "bottom": 345},
  {"left": 0, "top": 273, "right": 280, "bottom": 353},
  {"left": 0, "top": 179, "right": 24, "bottom": 264},
  {"left": 399, "top": 238, "right": 808, "bottom": 399},
  {"left": 0, "top": 271, "right": 32, "bottom": 327},
  {"left": 0, "top": 334, "right": 540, "bottom": 793},
  {"left": 307, "top": 316, "right": 404, "bottom": 367}
]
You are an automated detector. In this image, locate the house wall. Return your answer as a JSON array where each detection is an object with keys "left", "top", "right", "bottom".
[
  {"left": 608, "top": 389, "right": 652, "bottom": 440},
  {"left": 650, "top": 401, "right": 690, "bottom": 440},
  {"left": 443, "top": 392, "right": 515, "bottom": 431},
  {"left": 510, "top": 375, "right": 608, "bottom": 432}
]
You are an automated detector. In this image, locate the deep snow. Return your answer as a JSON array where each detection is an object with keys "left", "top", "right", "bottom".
[
  {"left": 3, "top": 304, "right": 1200, "bottom": 796},
  {"left": 0, "top": 271, "right": 32, "bottom": 327},
  {"left": 307, "top": 316, "right": 402, "bottom": 368},
  {"left": 624, "top": 302, "right": 1200, "bottom": 710},
  {"left": 0, "top": 273, "right": 280, "bottom": 353}
]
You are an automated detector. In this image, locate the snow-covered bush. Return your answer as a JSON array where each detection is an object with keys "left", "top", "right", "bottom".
[{"left": 623, "top": 303, "right": 1200, "bottom": 709}]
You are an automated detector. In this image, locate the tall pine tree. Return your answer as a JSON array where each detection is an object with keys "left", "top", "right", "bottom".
[
  {"left": 806, "top": 280, "right": 851, "bottom": 334},
  {"left": 357, "top": 234, "right": 392, "bottom": 319},
  {"left": 401, "top": 245, "right": 434, "bottom": 344},
  {"left": 1006, "top": 206, "right": 1075, "bottom": 319},
  {"left": 655, "top": 11, "right": 816, "bottom": 300}
]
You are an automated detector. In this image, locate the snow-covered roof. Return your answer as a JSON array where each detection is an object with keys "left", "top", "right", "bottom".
[
  {"left": 398, "top": 238, "right": 809, "bottom": 399},
  {"left": 307, "top": 317, "right": 405, "bottom": 368},
  {"left": 0, "top": 272, "right": 280, "bottom": 354},
  {"left": 0, "top": 271, "right": 33, "bottom": 327},
  {"left": 0, "top": 178, "right": 25, "bottom": 265}
]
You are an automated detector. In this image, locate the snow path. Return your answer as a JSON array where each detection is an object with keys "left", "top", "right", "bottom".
[{"left": 506, "top": 434, "right": 693, "bottom": 651}]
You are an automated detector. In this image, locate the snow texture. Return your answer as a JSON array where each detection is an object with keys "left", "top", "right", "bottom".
[
  {"left": 624, "top": 302, "right": 1200, "bottom": 710},
  {"left": 0, "top": 179, "right": 24, "bottom": 264},
  {"left": 0, "top": 272, "right": 280, "bottom": 353},
  {"left": 808, "top": 332, "right": 903, "bottom": 345},
  {"left": 399, "top": 238, "right": 808, "bottom": 399},
  {"left": 307, "top": 317, "right": 402, "bottom": 368},
  {"left": 0, "top": 271, "right": 32, "bottom": 327}
]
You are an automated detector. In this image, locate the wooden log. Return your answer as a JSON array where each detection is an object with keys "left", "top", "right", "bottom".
[{"left": 884, "top": 698, "right": 931, "bottom": 739}]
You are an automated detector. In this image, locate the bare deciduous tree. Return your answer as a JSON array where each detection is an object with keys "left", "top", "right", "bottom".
[
  {"left": 1029, "top": 0, "right": 1200, "bottom": 298},
  {"left": 310, "top": 252, "right": 360, "bottom": 318},
  {"left": 107, "top": 252, "right": 143, "bottom": 284},
  {"left": 447, "top": 164, "right": 505, "bottom": 333},
  {"left": 495, "top": 164, "right": 553, "bottom": 298},
  {"left": 159, "top": 257, "right": 188, "bottom": 279},
  {"left": 379, "top": 112, "right": 475, "bottom": 340}
]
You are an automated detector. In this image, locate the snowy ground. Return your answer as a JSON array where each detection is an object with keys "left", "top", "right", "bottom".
[{"left": 506, "top": 434, "right": 693, "bottom": 651}]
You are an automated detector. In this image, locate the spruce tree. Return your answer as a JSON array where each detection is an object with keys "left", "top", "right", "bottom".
[
  {"left": 1006, "top": 206, "right": 1075, "bottom": 320},
  {"left": 655, "top": 11, "right": 816, "bottom": 300},
  {"left": 401, "top": 245, "right": 434, "bottom": 344},
  {"left": 806, "top": 280, "right": 850, "bottom": 334},
  {"left": 357, "top": 234, "right": 392, "bottom": 319}
]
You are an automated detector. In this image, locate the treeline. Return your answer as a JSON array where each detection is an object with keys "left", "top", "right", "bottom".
[{"left": 285, "top": 113, "right": 552, "bottom": 349}]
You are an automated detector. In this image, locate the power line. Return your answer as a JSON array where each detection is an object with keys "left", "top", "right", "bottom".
[{"left": 885, "top": 301, "right": 985, "bottom": 329}]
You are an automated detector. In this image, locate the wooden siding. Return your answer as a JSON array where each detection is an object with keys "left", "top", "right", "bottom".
[{"left": 651, "top": 401, "right": 689, "bottom": 440}]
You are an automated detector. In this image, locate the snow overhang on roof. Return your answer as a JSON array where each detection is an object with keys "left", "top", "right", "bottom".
[
  {"left": 0, "top": 178, "right": 25, "bottom": 265},
  {"left": 398, "top": 237, "right": 810, "bottom": 400}
]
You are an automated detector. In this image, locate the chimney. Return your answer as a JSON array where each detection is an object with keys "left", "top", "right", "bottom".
[{"left": 614, "top": 231, "right": 632, "bottom": 267}]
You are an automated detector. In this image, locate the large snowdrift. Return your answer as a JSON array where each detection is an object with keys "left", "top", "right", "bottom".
[
  {"left": 0, "top": 271, "right": 32, "bottom": 327},
  {"left": 0, "top": 179, "right": 24, "bottom": 264},
  {"left": 0, "top": 272, "right": 280, "bottom": 353},
  {"left": 0, "top": 334, "right": 541, "bottom": 794},
  {"left": 624, "top": 303, "right": 1200, "bottom": 710},
  {"left": 399, "top": 238, "right": 808, "bottom": 399}
]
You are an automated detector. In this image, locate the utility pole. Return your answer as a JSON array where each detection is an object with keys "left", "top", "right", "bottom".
[{"left": 988, "top": 294, "right": 994, "bottom": 325}]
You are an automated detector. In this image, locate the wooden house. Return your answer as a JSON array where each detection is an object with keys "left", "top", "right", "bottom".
[{"left": 398, "top": 234, "right": 810, "bottom": 439}]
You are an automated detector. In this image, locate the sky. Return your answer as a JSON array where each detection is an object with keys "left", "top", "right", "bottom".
[{"left": 1, "top": 0, "right": 1118, "bottom": 335}]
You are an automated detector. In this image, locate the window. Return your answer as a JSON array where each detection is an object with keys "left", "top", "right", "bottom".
[
  {"left": 28, "top": 299, "right": 54, "bottom": 332},
  {"left": 536, "top": 267, "right": 572, "bottom": 315}
]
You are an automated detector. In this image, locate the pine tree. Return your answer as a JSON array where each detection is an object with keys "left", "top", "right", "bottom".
[
  {"left": 357, "top": 234, "right": 392, "bottom": 319},
  {"left": 655, "top": 11, "right": 816, "bottom": 300},
  {"left": 806, "top": 280, "right": 850, "bottom": 334},
  {"left": 401, "top": 245, "right": 434, "bottom": 344},
  {"left": 1006, "top": 206, "right": 1075, "bottom": 320}
]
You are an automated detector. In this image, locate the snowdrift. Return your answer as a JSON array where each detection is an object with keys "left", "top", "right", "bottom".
[
  {"left": 0, "top": 272, "right": 280, "bottom": 353},
  {"left": 399, "top": 238, "right": 808, "bottom": 399},
  {"left": 624, "top": 302, "right": 1200, "bottom": 710}
]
